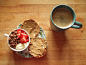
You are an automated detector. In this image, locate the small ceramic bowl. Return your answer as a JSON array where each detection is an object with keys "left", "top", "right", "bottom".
[{"left": 4, "top": 29, "right": 30, "bottom": 52}]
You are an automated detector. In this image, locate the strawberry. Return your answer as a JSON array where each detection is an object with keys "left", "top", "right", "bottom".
[
  {"left": 20, "top": 34, "right": 26, "bottom": 43},
  {"left": 17, "top": 29, "right": 21, "bottom": 32},
  {"left": 20, "top": 33, "right": 29, "bottom": 43},
  {"left": 17, "top": 29, "right": 21, "bottom": 38},
  {"left": 20, "top": 37, "right": 27, "bottom": 43},
  {"left": 26, "top": 39, "right": 29, "bottom": 42},
  {"left": 21, "top": 30, "right": 27, "bottom": 34},
  {"left": 17, "top": 29, "right": 29, "bottom": 43},
  {"left": 21, "top": 30, "right": 25, "bottom": 33}
]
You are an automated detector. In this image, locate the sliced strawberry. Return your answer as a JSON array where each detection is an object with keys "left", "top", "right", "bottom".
[
  {"left": 17, "top": 29, "right": 21, "bottom": 38},
  {"left": 25, "top": 34, "right": 28, "bottom": 39},
  {"left": 20, "top": 33, "right": 28, "bottom": 39},
  {"left": 27, "top": 35, "right": 29, "bottom": 39},
  {"left": 26, "top": 39, "right": 29, "bottom": 42},
  {"left": 20, "top": 33, "right": 25, "bottom": 38},
  {"left": 17, "top": 29, "right": 21, "bottom": 32},
  {"left": 20, "top": 33, "right": 29, "bottom": 43},
  {"left": 20, "top": 35, "right": 27, "bottom": 43},
  {"left": 17, "top": 29, "right": 29, "bottom": 43},
  {"left": 20, "top": 38, "right": 27, "bottom": 43},
  {"left": 21, "top": 30, "right": 25, "bottom": 33},
  {"left": 21, "top": 30, "right": 27, "bottom": 34}
]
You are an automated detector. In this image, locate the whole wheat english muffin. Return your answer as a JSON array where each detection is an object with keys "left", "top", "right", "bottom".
[
  {"left": 21, "top": 19, "right": 40, "bottom": 38},
  {"left": 29, "top": 38, "right": 47, "bottom": 58}
]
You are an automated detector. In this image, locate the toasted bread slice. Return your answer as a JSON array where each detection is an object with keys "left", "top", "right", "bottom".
[
  {"left": 21, "top": 19, "right": 40, "bottom": 38},
  {"left": 29, "top": 38, "right": 47, "bottom": 58}
]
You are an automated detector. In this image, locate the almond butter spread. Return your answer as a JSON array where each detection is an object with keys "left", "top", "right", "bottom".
[
  {"left": 29, "top": 38, "right": 47, "bottom": 58},
  {"left": 21, "top": 19, "right": 40, "bottom": 38}
]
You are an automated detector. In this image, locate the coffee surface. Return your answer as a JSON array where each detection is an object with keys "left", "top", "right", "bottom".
[{"left": 52, "top": 8, "right": 73, "bottom": 28}]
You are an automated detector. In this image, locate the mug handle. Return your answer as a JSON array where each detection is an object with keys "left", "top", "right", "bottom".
[
  {"left": 4, "top": 33, "right": 9, "bottom": 37},
  {"left": 71, "top": 21, "right": 82, "bottom": 29}
]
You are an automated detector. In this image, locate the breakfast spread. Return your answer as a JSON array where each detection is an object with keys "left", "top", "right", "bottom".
[
  {"left": 9, "top": 29, "right": 29, "bottom": 50},
  {"left": 8, "top": 19, "right": 47, "bottom": 58}
]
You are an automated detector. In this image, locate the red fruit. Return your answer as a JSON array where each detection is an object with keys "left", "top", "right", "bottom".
[
  {"left": 21, "top": 30, "right": 27, "bottom": 34},
  {"left": 17, "top": 29, "right": 21, "bottom": 32},
  {"left": 21, "top": 33, "right": 28, "bottom": 39},
  {"left": 20, "top": 34, "right": 26, "bottom": 43},
  {"left": 17, "top": 29, "right": 21, "bottom": 38},
  {"left": 26, "top": 39, "right": 29, "bottom": 42},
  {"left": 20, "top": 33, "right": 29, "bottom": 43},
  {"left": 21, "top": 30, "right": 25, "bottom": 33},
  {"left": 20, "top": 37, "right": 27, "bottom": 43},
  {"left": 17, "top": 29, "right": 29, "bottom": 43}
]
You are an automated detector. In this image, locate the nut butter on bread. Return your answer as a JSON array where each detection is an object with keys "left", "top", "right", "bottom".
[
  {"left": 29, "top": 38, "right": 47, "bottom": 58},
  {"left": 21, "top": 19, "right": 40, "bottom": 38}
]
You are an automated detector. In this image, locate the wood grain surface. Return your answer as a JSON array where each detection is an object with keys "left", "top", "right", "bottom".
[{"left": 0, "top": 0, "right": 86, "bottom": 65}]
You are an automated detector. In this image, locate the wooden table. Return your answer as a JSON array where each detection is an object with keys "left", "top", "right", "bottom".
[{"left": 0, "top": 0, "right": 86, "bottom": 65}]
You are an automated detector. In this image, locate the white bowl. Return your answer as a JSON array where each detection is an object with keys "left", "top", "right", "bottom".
[{"left": 5, "top": 29, "right": 30, "bottom": 52}]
